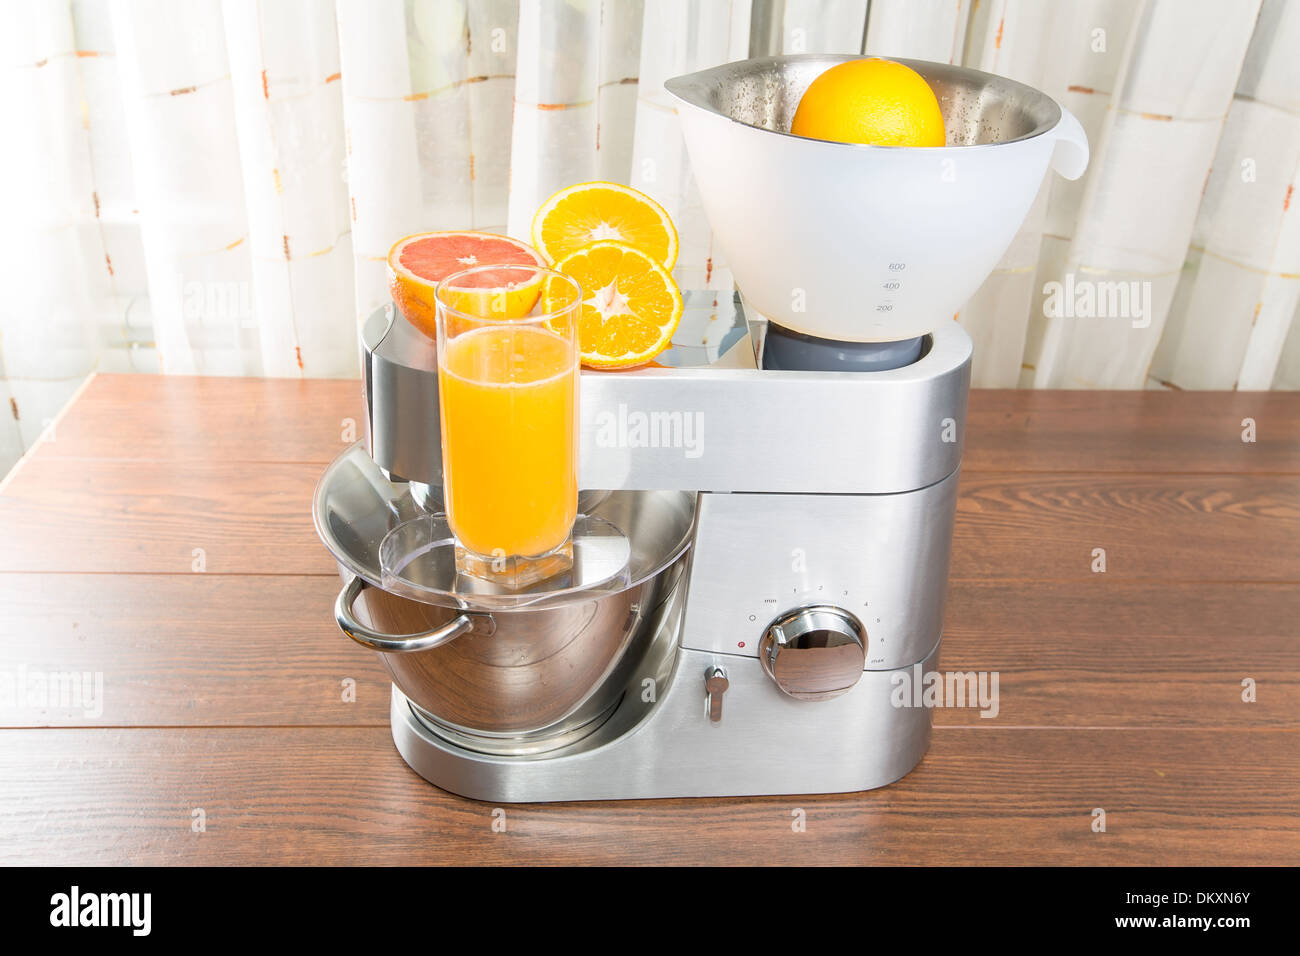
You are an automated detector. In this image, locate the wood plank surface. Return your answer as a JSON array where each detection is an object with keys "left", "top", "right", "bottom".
[
  {"left": 935, "top": 579, "right": 1300, "bottom": 727},
  {"left": 2, "top": 457, "right": 1297, "bottom": 579},
  {"left": 5, "top": 575, "right": 1294, "bottom": 729},
  {"left": 34, "top": 374, "right": 365, "bottom": 464},
  {"left": 28, "top": 376, "right": 1299, "bottom": 473},
  {"left": 0, "top": 727, "right": 1291, "bottom": 866},
  {"left": 0, "top": 373, "right": 1297, "bottom": 866},
  {"left": 953, "top": 472, "right": 1300, "bottom": 580},
  {"left": 963, "top": 389, "right": 1300, "bottom": 473},
  {"left": 1, "top": 574, "right": 390, "bottom": 726},
  {"left": 0, "top": 458, "right": 333, "bottom": 575}
]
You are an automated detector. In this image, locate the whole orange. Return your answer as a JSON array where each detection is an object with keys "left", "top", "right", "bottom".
[{"left": 791, "top": 58, "right": 945, "bottom": 147}]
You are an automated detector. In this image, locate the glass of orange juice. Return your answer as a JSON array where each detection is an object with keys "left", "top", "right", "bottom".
[{"left": 434, "top": 263, "right": 582, "bottom": 589}]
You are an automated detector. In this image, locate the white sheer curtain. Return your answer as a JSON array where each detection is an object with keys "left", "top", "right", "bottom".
[{"left": 1, "top": 0, "right": 1297, "bottom": 476}]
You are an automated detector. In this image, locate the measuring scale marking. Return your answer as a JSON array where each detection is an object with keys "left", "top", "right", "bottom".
[{"left": 877, "top": 260, "right": 907, "bottom": 315}]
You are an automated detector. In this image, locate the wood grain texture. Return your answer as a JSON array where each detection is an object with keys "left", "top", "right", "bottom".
[
  {"left": 936, "top": 580, "right": 1300, "bottom": 727},
  {"left": 963, "top": 389, "right": 1300, "bottom": 473},
  {"left": 27, "top": 376, "right": 1298, "bottom": 473},
  {"left": 0, "top": 574, "right": 389, "bottom": 726},
  {"left": 0, "top": 458, "right": 334, "bottom": 574},
  {"left": 952, "top": 472, "right": 1300, "bottom": 580},
  {"left": 4, "top": 576, "right": 1292, "bottom": 730},
  {"left": 2, "top": 457, "right": 1296, "bottom": 580},
  {"left": 34, "top": 373, "right": 364, "bottom": 464},
  {"left": 0, "top": 375, "right": 1297, "bottom": 866},
  {"left": 0, "top": 727, "right": 1292, "bottom": 866}
]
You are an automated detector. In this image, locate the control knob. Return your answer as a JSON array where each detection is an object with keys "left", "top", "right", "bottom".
[{"left": 759, "top": 605, "right": 866, "bottom": 701}]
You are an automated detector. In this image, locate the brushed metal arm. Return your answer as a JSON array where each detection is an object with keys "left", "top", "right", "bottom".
[
  {"left": 334, "top": 577, "right": 478, "bottom": 653},
  {"left": 361, "top": 296, "right": 971, "bottom": 495}
]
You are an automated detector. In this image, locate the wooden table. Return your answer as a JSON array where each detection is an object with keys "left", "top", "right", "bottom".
[{"left": 1, "top": 374, "right": 1296, "bottom": 865}]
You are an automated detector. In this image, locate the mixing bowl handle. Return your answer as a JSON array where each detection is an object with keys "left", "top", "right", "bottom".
[
  {"left": 1050, "top": 106, "right": 1090, "bottom": 181},
  {"left": 334, "top": 576, "right": 484, "bottom": 652}
]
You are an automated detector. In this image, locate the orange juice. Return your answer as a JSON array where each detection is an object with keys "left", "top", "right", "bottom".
[{"left": 437, "top": 324, "right": 578, "bottom": 558}]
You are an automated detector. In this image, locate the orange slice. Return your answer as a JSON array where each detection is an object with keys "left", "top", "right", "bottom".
[
  {"left": 547, "top": 241, "right": 683, "bottom": 369},
  {"left": 532, "top": 182, "right": 678, "bottom": 272},
  {"left": 387, "top": 231, "right": 547, "bottom": 337}
]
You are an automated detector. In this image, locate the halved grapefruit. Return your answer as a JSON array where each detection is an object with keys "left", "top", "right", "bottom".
[{"left": 387, "top": 231, "right": 548, "bottom": 337}]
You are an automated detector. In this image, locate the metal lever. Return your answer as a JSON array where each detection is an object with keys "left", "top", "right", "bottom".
[{"left": 705, "top": 666, "right": 729, "bottom": 723}]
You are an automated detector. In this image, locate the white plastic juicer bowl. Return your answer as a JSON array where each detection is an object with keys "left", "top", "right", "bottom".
[{"left": 666, "top": 54, "right": 1089, "bottom": 343}]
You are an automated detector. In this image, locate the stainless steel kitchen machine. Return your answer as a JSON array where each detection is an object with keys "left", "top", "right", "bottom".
[{"left": 313, "top": 55, "right": 1088, "bottom": 801}]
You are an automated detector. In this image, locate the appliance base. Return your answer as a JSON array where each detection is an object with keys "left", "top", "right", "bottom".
[{"left": 390, "top": 641, "right": 940, "bottom": 803}]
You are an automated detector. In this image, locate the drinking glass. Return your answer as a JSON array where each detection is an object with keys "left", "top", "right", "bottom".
[{"left": 434, "top": 263, "right": 582, "bottom": 588}]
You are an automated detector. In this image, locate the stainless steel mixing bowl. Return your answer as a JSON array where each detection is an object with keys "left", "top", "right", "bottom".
[{"left": 314, "top": 443, "right": 696, "bottom": 753}]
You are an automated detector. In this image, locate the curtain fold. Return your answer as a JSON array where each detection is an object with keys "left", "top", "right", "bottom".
[
  {"left": 225, "top": 0, "right": 353, "bottom": 377},
  {"left": 630, "top": 0, "right": 751, "bottom": 292},
  {"left": 864, "top": 0, "right": 968, "bottom": 64},
  {"left": 782, "top": 0, "right": 868, "bottom": 53},
  {"left": 0, "top": 0, "right": 106, "bottom": 464},
  {"left": 1033, "top": 0, "right": 1262, "bottom": 388},
  {"left": 111, "top": 0, "right": 254, "bottom": 376},
  {"left": 505, "top": 0, "right": 644, "bottom": 239},
  {"left": 1150, "top": 0, "right": 1300, "bottom": 390},
  {"left": 337, "top": 0, "right": 518, "bottom": 334},
  {"left": 2, "top": 0, "right": 1298, "bottom": 477},
  {"left": 958, "top": 0, "right": 1150, "bottom": 387}
]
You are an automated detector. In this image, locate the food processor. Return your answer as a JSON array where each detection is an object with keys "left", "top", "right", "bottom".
[{"left": 313, "top": 54, "right": 1088, "bottom": 801}]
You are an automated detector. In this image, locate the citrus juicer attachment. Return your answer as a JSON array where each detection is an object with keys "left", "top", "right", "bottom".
[
  {"left": 668, "top": 54, "right": 1088, "bottom": 358},
  {"left": 313, "top": 54, "right": 1088, "bottom": 800}
]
